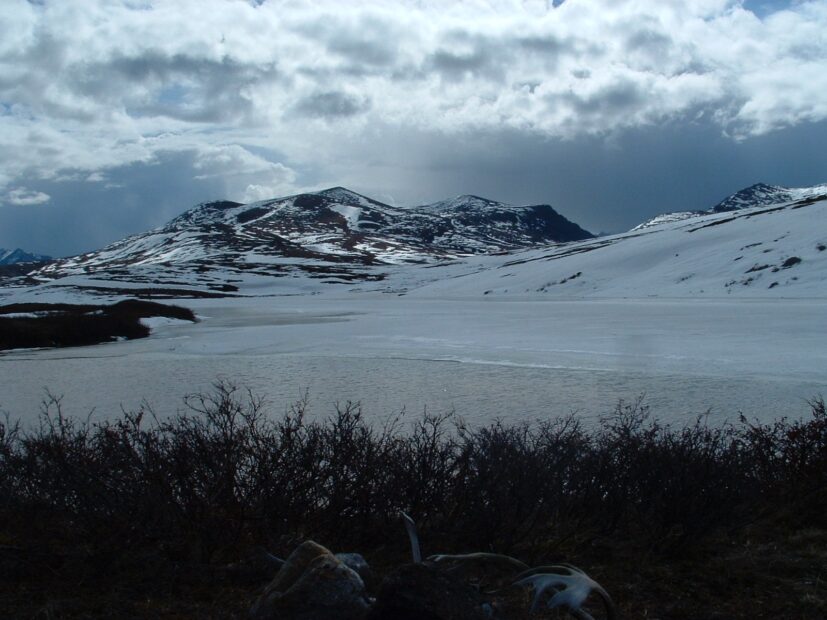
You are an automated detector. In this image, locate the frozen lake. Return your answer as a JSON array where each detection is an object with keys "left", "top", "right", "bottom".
[{"left": 2, "top": 296, "right": 826, "bottom": 427}]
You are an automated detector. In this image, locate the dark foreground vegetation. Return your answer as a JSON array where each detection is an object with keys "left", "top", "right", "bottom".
[
  {"left": 1, "top": 385, "right": 825, "bottom": 618},
  {"left": 0, "top": 299, "right": 196, "bottom": 350}
]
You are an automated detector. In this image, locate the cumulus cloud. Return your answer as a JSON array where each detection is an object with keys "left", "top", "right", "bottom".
[
  {"left": 192, "top": 144, "right": 298, "bottom": 202},
  {"left": 5, "top": 187, "right": 51, "bottom": 206},
  {"left": 0, "top": 0, "right": 825, "bottom": 240}
]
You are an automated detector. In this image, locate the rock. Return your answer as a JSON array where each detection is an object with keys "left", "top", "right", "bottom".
[
  {"left": 278, "top": 554, "right": 370, "bottom": 618},
  {"left": 250, "top": 541, "right": 370, "bottom": 620},
  {"left": 264, "top": 540, "right": 331, "bottom": 596},
  {"left": 336, "top": 552, "right": 374, "bottom": 590},
  {"left": 368, "top": 562, "right": 490, "bottom": 620}
]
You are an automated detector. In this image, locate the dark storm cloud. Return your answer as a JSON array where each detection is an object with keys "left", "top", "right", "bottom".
[{"left": 277, "top": 111, "right": 827, "bottom": 234}]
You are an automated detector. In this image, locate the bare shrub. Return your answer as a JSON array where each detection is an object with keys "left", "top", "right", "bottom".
[{"left": 1, "top": 385, "right": 826, "bottom": 576}]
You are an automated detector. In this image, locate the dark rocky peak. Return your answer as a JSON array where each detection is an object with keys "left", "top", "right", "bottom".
[
  {"left": 292, "top": 192, "right": 329, "bottom": 211},
  {"left": 316, "top": 186, "right": 363, "bottom": 200},
  {"left": 711, "top": 183, "right": 792, "bottom": 212},
  {"left": 202, "top": 200, "right": 244, "bottom": 211}
]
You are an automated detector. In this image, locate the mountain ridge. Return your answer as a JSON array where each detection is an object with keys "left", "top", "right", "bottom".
[
  {"left": 25, "top": 187, "right": 592, "bottom": 292},
  {"left": 632, "top": 181, "right": 827, "bottom": 232}
]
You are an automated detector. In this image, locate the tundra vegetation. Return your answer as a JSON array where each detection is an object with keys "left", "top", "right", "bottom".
[
  {"left": 0, "top": 383, "right": 825, "bottom": 617},
  {"left": 0, "top": 300, "right": 196, "bottom": 350}
]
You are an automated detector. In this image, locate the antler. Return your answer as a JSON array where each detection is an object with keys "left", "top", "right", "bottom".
[
  {"left": 398, "top": 514, "right": 616, "bottom": 618},
  {"left": 512, "top": 564, "right": 616, "bottom": 620},
  {"left": 400, "top": 511, "right": 421, "bottom": 563}
]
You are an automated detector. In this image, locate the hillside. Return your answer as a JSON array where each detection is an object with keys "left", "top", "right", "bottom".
[{"left": 410, "top": 185, "right": 827, "bottom": 299}]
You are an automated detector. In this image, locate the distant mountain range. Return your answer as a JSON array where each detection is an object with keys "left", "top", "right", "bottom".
[
  {"left": 4, "top": 181, "right": 826, "bottom": 299},
  {"left": 0, "top": 248, "right": 50, "bottom": 265},
  {"left": 29, "top": 187, "right": 592, "bottom": 291}
]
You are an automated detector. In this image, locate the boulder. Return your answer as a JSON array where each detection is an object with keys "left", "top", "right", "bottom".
[
  {"left": 336, "top": 552, "right": 374, "bottom": 590},
  {"left": 250, "top": 540, "right": 370, "bottom": 620}
]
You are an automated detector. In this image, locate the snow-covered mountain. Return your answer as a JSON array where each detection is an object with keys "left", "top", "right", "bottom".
[
  {"left": 7, "top": 181, "right": 827, "bottom": 302},
  {"left": 0, "top": 248, "right": 50, "bottom": 265},
  {"left": 710, "top": 182, "right": 827, "bottom": 212},
  {"left": 632, "top": 182, "right": 827, "bottom": 231},
  {"left": 411, "top": 183, "right": 827, "bottom": 299},
  {"left": 24, "top": 187, "right": 591, "bottom": 294}
]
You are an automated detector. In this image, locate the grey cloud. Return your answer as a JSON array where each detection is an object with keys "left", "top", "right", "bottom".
[
  {"left": 424, "top": 28, "right": 512, "bottom": 82},
  {"left": 291, "top": 13, "right": 401, "bottom": 72},
  {"left": 4, "top": 187, "right": 50, "bottom": 206},
  {"left": 291, "top": 91, "right": 371, "bottom": 119},
  {"left": 786, "top": 42, "right": 825, "bottom": 62},
  {"left": 429, "top": 47, "right": 504, "bottom": 81},
  {"left": 74, "top": 53, "right": 279, "bottom": 123},
  {"left": 296, "top": 63, "right": 385, "bottom": 80},
  {"left": 427, "top": 31, "right": 585, "bottom": 84},
  {"left": 624, "top": 28, "right": 672, "bottom": 56},
  {"left": 516, "top": 35, "right": 570, "bottom": 56},
  {"left": 0, "top": 34, "right": 100, "bottom": 122},
  {"left": 558, "top": 81, "right": 646, "bottom": 119},
  {"left": 327, "top": 37, "right": 398, "bottom": 67}
]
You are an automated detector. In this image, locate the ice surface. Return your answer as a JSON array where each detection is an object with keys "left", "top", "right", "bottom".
[{"left": 2, "top": 294, "right": 825, "bottom": 427}]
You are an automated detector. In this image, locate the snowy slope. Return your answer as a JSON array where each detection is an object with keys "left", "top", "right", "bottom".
[
  {"left": 711, "top": 182, "right": 827, "bottom": 212},
  {"left": 409, "top": 191, "right": 827, "bottom": 299},
  {"left": 633, "top": 182, "right": 827, "bottom": 230}
]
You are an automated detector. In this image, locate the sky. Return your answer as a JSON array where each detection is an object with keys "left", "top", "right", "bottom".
[{"left": 1, "top": 0, "right": 826, "bottom": 256}]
